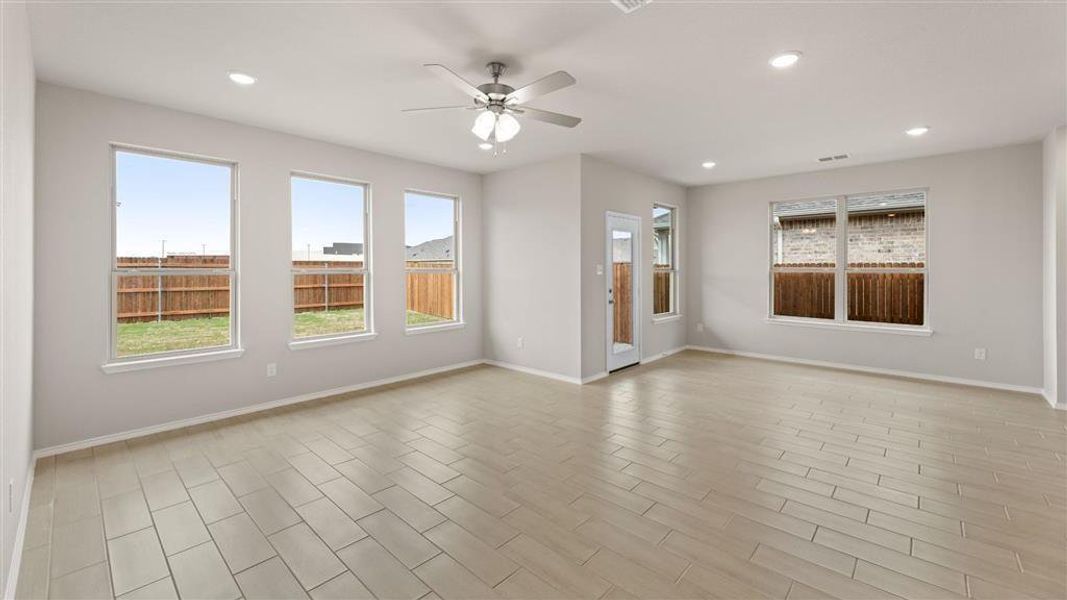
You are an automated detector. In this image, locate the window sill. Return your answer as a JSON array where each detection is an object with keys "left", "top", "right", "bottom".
[
  {"left": 405, "top": 321, "right": 465, "bottom": 336},
  {"left": 289, "top": 332, "right": 377, "bottom": 350},
  {"left": 102, "top": 347, "right": 245, "bottom": 374},
  {"left": 652, "top": 314, "right": 682, "bottom": 325},
  {"left": 765, "top": 317, "right": 932, "bottom": 336}
]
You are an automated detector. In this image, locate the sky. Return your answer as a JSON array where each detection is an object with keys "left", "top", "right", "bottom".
[
  {"left": 115, "top": 151, "right": 231, "bottom": 257},
  {"left": 115, "top": 150, "right": 456, "bottom": 259}
]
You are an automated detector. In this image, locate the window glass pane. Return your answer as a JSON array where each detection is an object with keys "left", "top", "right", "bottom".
[
  {"left": 405, "top": 192, "right": 457, "bottom": 325},
  {"left": 115, "top": 273, "right": 230, "bottom": 357},
  {"left": 115, "top": 151, "right": 231, "bottom": 266},
  {"left": 771, "top": 199, "right": 836, "bottom": 319},
  {"left": 406, "top": 271, "right": 455, "bottom": 326},
  {"left": 291, "top": 176, "right": 365, "bottom": 266},
  {"left": 612, "top": 230, "right": 635, "bottom": 350},
  {"left": 405, "top": 193, "right": 455, "bottom": 268},
  {"left": 654, "top": 271, "right": 675, "bottom": 315},
  {"left": 293, "top": 273, "right": 366, "bottom": 337},
  {"left": 653, "top": 205, "right": 676, "bottom": 315},
  {"left": 652, "top": 206, "right": 674, "bottom": 268},
  {"left": 846, "top": 192, "right": 926, "bottom": 325}
]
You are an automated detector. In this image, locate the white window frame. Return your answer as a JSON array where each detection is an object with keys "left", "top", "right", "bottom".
[
  {"left": 652, "top": 203, "right": 680, "bottom": 321},
  {"left": 767, "top": 188, "right": 931, "bottom": 336},
  {"left": 404, "top": 189, "right": 462, "bottom": 334},
  {"left": 104, "top": 144, "right": 241, "bottom": 372},
  {"left": 288, "top": 172, "right": 375, "bottom": 350}
]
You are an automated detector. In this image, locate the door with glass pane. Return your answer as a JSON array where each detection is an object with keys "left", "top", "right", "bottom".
[{"left": 606, "top": 213, "right": 641, "bottom": 371}]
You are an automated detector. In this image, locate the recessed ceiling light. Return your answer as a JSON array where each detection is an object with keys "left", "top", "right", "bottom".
[
  {"left": 478, "top": 142, "right": 493, "bottom": 150},
  {"left": 769, "top": 52, "right": 801, "bottom": 69},
  {"left": 227, "top": 71, "right": 256, "bottom": 86},
  {"left": 701, "top": 161, "right": 717, "bottom": 169},
  {"left": 905, "top": 126, "right": 930, "bottom": 137}
]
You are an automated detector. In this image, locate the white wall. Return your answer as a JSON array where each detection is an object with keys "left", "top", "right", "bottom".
[
  {"left": 580, "top": 156, "right": 687, "bottom": 379},
  {"left": 688, "top": 143, "right": 1045, "bottom": 390},
  {"left": 483, "top": 157, "right": 583, "bottom": 380},
  {"left": 34, "top": 83, "right": 483, "bottom": 449},
  {"left": 1, "top": 1, "right": 35, "bottom": 592},
  {"left": 1044, "top": 127, "right": 1066, "bottom": 407}
]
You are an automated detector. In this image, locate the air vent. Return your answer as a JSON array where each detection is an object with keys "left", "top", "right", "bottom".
[
  {"left": 817, "top": 154, "right": 850, "bottom": 163},
  {"left": 611, "top": 0, "right": 652, "bottom": 14}
]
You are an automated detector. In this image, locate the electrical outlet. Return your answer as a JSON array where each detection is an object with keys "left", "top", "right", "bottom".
[
  {"left": 696, "top": 323, "right": 704, "bottom": 332},
  {"left": 516, "top": 337, "right": 524, "bottom": 349},
  {"left": 266, "top": 363, "right": 278, "bottom": 377},
  {"left": 974, "top": 348, "right": 987, "bottom": 361}
]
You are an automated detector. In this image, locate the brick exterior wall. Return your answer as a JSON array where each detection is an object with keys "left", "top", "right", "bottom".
[{"left": 773, "top": 211, "right": 926, "bottom": 265}]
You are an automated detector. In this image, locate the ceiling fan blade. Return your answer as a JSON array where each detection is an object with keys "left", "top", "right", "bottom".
[
  {"left": 401, "top": 105, "right": 473, "bottom": 113},
  {"left": 506, "top": 71, "right": 576, "bottom": 105},
  {"left": 514, "top": 106, "right": 582, "bottom": 128},
  {"left": 424, "top": 64, "right": 489, "bottom": 101}
]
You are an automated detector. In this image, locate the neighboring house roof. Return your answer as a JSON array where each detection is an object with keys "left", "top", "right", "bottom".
[
  {"left": 773, "top": 191, "right": 925, "bottom": 219},
  {"left": 406, "top": 236, "right": 454, "bottom": 261}
]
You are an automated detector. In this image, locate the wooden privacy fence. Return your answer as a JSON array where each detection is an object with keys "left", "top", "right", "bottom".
[
  {"left": 653, "top": 269, "right": 671, "bottom": 315},
  {"left": 406, "top": 261, "right": 455, "bottom": 321},
  {"left": 772, "top": 262, "right": 924, "bottom": 325},
  {"left": 613, "top": 263, "right": 633, "bottom": 345},
  {"left": 116, "top": 256, "right": 454, "bottom": 322}
]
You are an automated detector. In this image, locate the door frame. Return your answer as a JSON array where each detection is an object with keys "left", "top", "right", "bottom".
[{"left": 605, "top": 211, "right": 642, "bottom": 372}]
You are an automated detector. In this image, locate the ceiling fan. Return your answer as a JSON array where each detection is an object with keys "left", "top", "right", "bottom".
[{"left": 404, "top": 62, "right": 581, "bottom": 152}]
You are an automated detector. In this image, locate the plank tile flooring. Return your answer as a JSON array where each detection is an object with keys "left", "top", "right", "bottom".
[{"left": 15, "top": 350, "right": 1067, "bottom": 599}]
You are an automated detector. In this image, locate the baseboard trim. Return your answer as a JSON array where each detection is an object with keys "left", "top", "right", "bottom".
[
  {"left": 34, "top": 359, "right": 485, "bottom": 458},
  {"left": 640, "top": 346, "right": 687, "bottom": 365},
  {"left": 582, "top": 371, "right": 608, "bottom": 384},
  {"left": 1043, "top": 389, "right": 1067, "bottom": 410},
  {"left": 685, "top": 346, "right": 1046, "bottom": 396},
  {"left": 482, "top": 360, "right": 585, "bottom": 385},
  {"left": 4, "top": 459, "right": 35, "bottom": 600}
]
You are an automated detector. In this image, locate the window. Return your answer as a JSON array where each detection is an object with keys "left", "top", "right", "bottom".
[
  {"left": 846, "top": 192, "right": 926, "bottom": 326},
  {"left": 111, "top": 147, "right": 236, "bottom": 360},
  {"left": 404, "top": 191, "right": 459, "bottom": 328},
  {"left": 770, "top": 191, "right": 928, "bottom": 329},
  {"left": 771, "top": 198, "right": 837, "bottom": 320},
  {"left": 652, "top": 204, "right": 678, "bottom": 316},
  {"left": 291, "top": 174, "right": 370, "bottom": 340}
]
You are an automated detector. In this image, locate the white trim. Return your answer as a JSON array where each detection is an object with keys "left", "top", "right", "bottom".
[
  {"left": 102, "top": 347, "right": 244, "bottom": 374},
  {"left": 45, "top": 359, "right": 483, "bottom": 457},
  {"left": 483, "top": 360, "right": 583, "bottom": 385},
  {"left": 3, "top": 459, "right": 34, "bottom": 600},
  {"left": 288, "top": 332, "right": 378, "bottom": 351},
  {"left": 652, "top": 314, "right": 682, "bottom": 325},
  {"left": 405, "top": 321, "right": 465, "bottom": 336},
  {"left": 685, "top": 345, "right": 1045, "bottom": 396},
  {"left": 640, "top": 345, "right": 686, "bottom": 365},
  {"left": 765, "top": 317, "right": 933, "bottom": 336},
  {"left": 582, "top": 371, "right": 609, "bottom": 384},
  {"left": 1044, "top": 389, "right": 1066, "bottom": 410}
]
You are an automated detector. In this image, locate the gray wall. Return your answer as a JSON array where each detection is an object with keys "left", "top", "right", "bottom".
[
  {"left": 687, "top": 143, "right": 1045, "bottom": 389},
  {"left": 34, "top": 83, "right": 484, "bottom": 448},
  {"left": 1044, "top": 127, "right": 1066, "bottom": 406},
  {"left": 483, "top": 157, "right": 583, "bottom": 379},
  {"left": 580, "top": 156, "right": 688, "bottom": 379},
  {"left": 1, "top": 1, "right": 35, "bottom": 591}
]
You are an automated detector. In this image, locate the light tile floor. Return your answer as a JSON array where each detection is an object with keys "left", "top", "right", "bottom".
[{"left": 14, "top": 351, "right": 1067, "bottom": 599}]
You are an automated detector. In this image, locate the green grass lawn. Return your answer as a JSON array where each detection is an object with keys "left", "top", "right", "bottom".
[
  {"left": 116, "top": 315, "right": 231, "bottom": 357},
  {"left": 117, "top": 308, "right": 453, "bottom": 356}
]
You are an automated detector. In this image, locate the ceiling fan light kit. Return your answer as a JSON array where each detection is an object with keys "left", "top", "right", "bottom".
[{"left": 404, "top": 61, "right": 581, "bottom": 154}]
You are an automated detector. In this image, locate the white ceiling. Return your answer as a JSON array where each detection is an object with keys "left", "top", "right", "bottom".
[{"left": 27, "top": 1, "right": 1067, "bottom": 185}]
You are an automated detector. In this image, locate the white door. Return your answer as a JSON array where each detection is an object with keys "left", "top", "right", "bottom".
[{"left": 606, "top": 212, "right": 641, "bottom": 372}]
